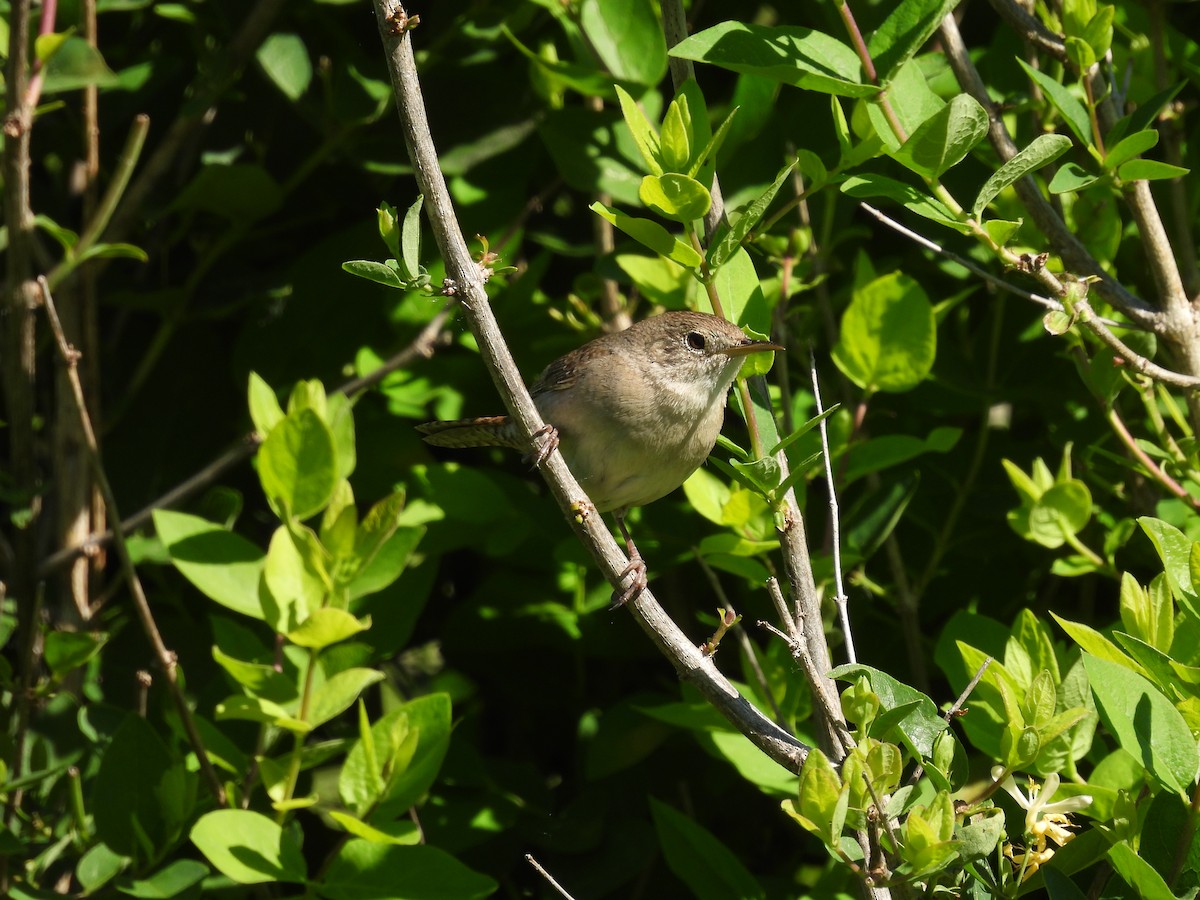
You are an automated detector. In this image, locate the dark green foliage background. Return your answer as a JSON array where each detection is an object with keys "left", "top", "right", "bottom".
[{"left": 5, "top": 0, "right": 1200, "bottom": 896}]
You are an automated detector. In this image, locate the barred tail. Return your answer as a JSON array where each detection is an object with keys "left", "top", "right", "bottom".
[{"left": 416, "top": 416, "right": 524, "bottom": 450}]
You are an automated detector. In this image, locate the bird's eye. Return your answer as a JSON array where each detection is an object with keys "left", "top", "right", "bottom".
[{"left": 686, "top": 331, "right": 706, "bottom": 351}]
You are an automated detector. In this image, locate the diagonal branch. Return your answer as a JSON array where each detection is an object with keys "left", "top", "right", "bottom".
[
  {"left": 938, "top": 13, "right": 1157, "bottom": 326},
  {"left": 373, "top": 0, "right": 809, "bottom": 774},
  {"left": 41, "top": 277, "right": 227, "bottom": 807}
]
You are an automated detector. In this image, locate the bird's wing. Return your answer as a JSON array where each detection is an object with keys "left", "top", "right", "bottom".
[{"left": 530, "top": 346, "right": 610, "bottom": 397}]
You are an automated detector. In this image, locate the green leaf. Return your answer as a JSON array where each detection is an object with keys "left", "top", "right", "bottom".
[
  {"left": 1052, "top": 613, "right": 1142, "bottom": 673},
  {"left": 841, "top": 427, "right": 961, "bottom": 485},
  {"left": 972, "top": 133, "right": 1072, "bottom": 218},
  {"left": 1082, "top": 654, "right": 1196, "bottom": 797},
  {"left": 589, "top": 202, "right": 702, "bottom": 268},
  {"left": 1028, "top": 481, "right": 1092, "bottom": 547},
  {"left": 687, "top": 103, "right": 736, "bottom": 181},
  {"left": 984, "top": 218, "right": 1022, "bottom": 247},
  {"left": 659, "top": 96, "right": 693, "bottom": 172},
  {"left": 248, "top": 372, "right": 284, "bottom": 438},
  {"left": 326, "top": 392, "right": 357, "bottom": 481},
  {"left": 76, "top": 242, "right": 148, "bottom": 263},
  {"left": 1139, "top": 517, "right": 1200, "bottom": 618},
  {"left": 175, "top": 163, "right": 283, "bottom": 223},
  {"left": 327, "top": 812, "right": 421, "bottom": 846},
  {"left": 1016, "top": 58, "right": 1092, "bottom": 147},
  {"left": 347, "top": 526, "right": 425, "bottom": 600},
  {"left": 891, "top": 93, "right": 987, "bottom": 179},
  {"left": 256, "top": 33, "right": 312, "bottom": 101},
  {"left": 308, "top": 668, "right": 386, "bottom": 730},
  {"left": 117, "top": 859, "right": 210, "bottom": 898},
  {"left": 1104, "top": 129, "right": 1158, "bottom": 171},
  {"left": 340, "top": 694, "right": 453, "bottom": 820},
  {"left": 153, "top": 509, "right": 265, "bottom": 619},
  {"left": 44, "top": 630, "right": 107, "bottom": 677},
  {"left": 76, "top": 843, "right": 128, "bottom": 892},
  {"left": 400, "top": 195, "right": 424, "bottom": 283},
  {"left": 867, "top": 0, "right": 961, "bottom": 86},
  {"left": 259, "top": 408, "right": 339, "bottom": 520},
  {"left": 707, "top": 158, "right": 796, "bottom": 270},
  {"left": 341, "top": 708, "right": 417, "bottom": 814},
  {"left": 870, "top": 58, "right": 947, "bottom": 151},
  {"left": 288, "top": 608, "right": 370, "bottom": 649},
  {"left": 832, "top": 271, "right": 936, "bottom": 393},
  {"left": 262, "top": 525, "right": 325, "bottom": 632},
  {"left": 212, "top": 646, "right": 296, "bottom": 700},
  {"left": 650, "top": 798, "right": 766, "bottom": 900},
  {"left": 1066, "top": 36, "right": 1096, "bottom": 72},
  {"left": 841, "top": 174, "right": 970, "bottom": 233},
  {"left": 190, "top": 810, "right": 306, "bottom": 885},
  {"left": 1081, "top": 6, "right": 1114, "bottom": 62},
  {"left": 704, "top": 730, "right": 795, "bottom": 795},
  {"left": 578, "top": 0, "right": 667, "bottom": 87},
  {"left": 704, "top": 246, "right": 770, "bottom": 334},
  {"left": 342, "top": 260, "right": 404, "bottom": 289},
  {"left": 638, "top": 174, "right": 712, "bottom": 222},
  {"left": 615, "top": 85, "right": 663, "bottom": 175},
  {"left": 1107, "top": 841, "right": 1177, "bottom": 900},
  {"left": 1048, "top": 162, "right": 1101, "bottom": 194},
  {"left": 321, "top": 841, "right": 496, "bottom": 900},
  {"left": 830, "top": 664, "right": 947, "bottom": 758},
  {"left": 786, "top": 748, "right": 846, "bottom": 845},
  {"left": 92, "top": 714, "right": 177, "bottom": 858},
  {"left": 1118, "top": 159, "right": 1190, "bottom": 182},
  {"left": 39, "top": 35, "right": 120, "bottom": 93},
  {"left": 215, "top": 695, "right": 310, "bottom": 732},
  {"left": 377, "top": 202, "right": 399, "bottom": 259},
  {"left": 670, "top": 21, "right": 874, "bottom": 98}
]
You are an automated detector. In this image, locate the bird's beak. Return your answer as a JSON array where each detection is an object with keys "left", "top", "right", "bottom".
[{"left": 717, "top": 339, "right": 785, "bottom": 357}]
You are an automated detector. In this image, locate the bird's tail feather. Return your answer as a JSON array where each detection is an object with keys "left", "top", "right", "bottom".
[{"left": 416, "top": 416, "right": 524, "bottom": 450}]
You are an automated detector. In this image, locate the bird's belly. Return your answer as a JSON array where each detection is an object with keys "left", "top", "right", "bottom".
[{"left": 557, "top": 418, "right": 717, "bottom": 512}]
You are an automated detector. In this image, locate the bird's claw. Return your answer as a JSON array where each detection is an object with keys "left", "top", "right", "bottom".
[
  {"left": 526, "top": 424, "right": 559, "bottom": 468},
  {"left": 609, "top": 554, "right": 647, "bottom": 610}
]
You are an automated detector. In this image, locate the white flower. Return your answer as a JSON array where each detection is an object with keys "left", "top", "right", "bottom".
[{"left": 992, "top": 768, "right": 1092, "bottom": 881}]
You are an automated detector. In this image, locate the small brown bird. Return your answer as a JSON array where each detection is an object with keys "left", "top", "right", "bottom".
[{"left": 417, "top": 310, "right": 783, "bottom": 606}]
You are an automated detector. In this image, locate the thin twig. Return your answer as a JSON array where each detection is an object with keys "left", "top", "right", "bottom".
[
  {"left": 373, "top": 1, "right": 809, "bottom": 774},
  {"left": 2, "top": 0, "right": 44, "bottom": 845},
  {"left": 1106, "top": 405, "right": 1200, "bottom": 509},
  {"left": 858, "top": 203, "right": 1131, "bottom": 326},
  {"left": 41, "top": 277, "right": 227, "bottom": 806},
  {"left": 695, "top": 553, "right": 788, "bottom": 727},
  {"left": 525, "top": 854, "right": 578, "bottom": 900},
  {"left": 909, "top": 656, "right": 993, "bottom": 786},
  {"left": 39, "top": 302, "right": 458, "bottom": 576},
  {"left": 949, "top": 656, "right": 993, "bottom": 720},
  {"left": 811, "top": 353, "right": 854, "bottom": 664},
  {"left": 764, "top": 577, "right": 852, "bottom": 755},
  {"left": 1073, "top": 298, "right": 1200, "bottom": 389}
]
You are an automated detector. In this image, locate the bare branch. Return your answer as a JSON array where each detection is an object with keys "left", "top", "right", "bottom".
[
  {"left": 525, "top": 854, "right": 578, "bottom": 900},
  {"left": 41, "top": 277, "right": 227, "bottom": 807},
  {"left": 811, "top": 355, "right": 854, "bottom": 664}
]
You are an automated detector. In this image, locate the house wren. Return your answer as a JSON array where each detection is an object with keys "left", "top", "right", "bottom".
[{"left": 417, "top": 310, "right": 783, "bottom": 606}]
